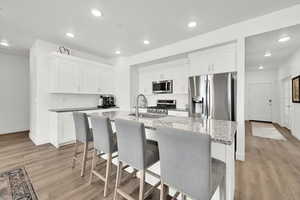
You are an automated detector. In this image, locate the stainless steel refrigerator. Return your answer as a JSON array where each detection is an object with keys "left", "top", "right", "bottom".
[{"left": 188, "top": 72, "right": 237, "bottom": 121}]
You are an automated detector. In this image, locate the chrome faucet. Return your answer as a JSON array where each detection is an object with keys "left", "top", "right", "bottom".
[{"left": 136, "top": 94, "right": 148, "bottom": 118}]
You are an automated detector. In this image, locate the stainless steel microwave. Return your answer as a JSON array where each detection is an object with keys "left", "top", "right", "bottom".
[{"left": 152, "top": 80, "right": 173, "bottom": 94}]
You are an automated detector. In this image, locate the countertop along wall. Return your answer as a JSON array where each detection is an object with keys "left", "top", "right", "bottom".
[
  {"left": 0, "top": 52, "right": 29, "bottom": 134},
  {"left": 278, "top": 47, "right": 300, "bottom": 140}
]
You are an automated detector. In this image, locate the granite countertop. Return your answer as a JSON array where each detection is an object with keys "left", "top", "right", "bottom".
[
  {"left": 48, "top": 106, "right": 119, "bottom": 113},
  {"left": 88, "top": 111, "right": 237, "bottom": 145}
]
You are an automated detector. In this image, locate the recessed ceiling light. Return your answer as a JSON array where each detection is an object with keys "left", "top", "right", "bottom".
[
  {"left": 143, "top": 40, "right": 150, "bottom": 45},
  {"left": 0, "top": 40, "right": 9, "bottom": 47},
  {"left": 91, "top": 9, "right": 102, "bottom": 17},
  {"left": 264, "top": 51, "right": 272, "bottom": 57},
  {"left": 188, "top": 21, "right": 197, "bottom": 28},
  {"left": 258, "top": 65, "right": 264, "bottom": 70},
  {"left": 115, "top": 50, "right": 121, "bottom": 55},
  {"left": 66, "top": 32, "right": 75, "bottom": 38},
  {"left": 278, "top": 35, "right": 291, "bottom": 43}
]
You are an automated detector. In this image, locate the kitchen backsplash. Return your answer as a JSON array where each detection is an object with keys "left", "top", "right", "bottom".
[{"left": 49, "top": 94, "right": 99, "bottom": 109}]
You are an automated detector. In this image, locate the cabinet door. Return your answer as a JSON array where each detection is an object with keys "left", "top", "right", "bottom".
[
  {"left": 49, "top": 58, "right": 59, "bottom": 92},
  {"left": 79, "top": 63, "right": 99, "bottom": 94},
  {"left": 56, "top": 58, "right": 80, "bottom": 93},
  {"left": 172, "top": 64, "right": 188, "bottom": 94},
  {"left": 211, "top": 43, "right": 236, "bottom": 74},
  {"left": 58, "top": 113, "right": 76, "bottom": 145},
  {"left": 139, "top": 74, "right": 152, "bottom": 95},
  {"left": 98, "top": 67, "right": 115, "bottom": 94},
  {"left": 188, "top": 50, "right": 212, "bottom": 76}
]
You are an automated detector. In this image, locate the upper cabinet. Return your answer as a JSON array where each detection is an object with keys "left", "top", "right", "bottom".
[
  {"left": 138, "top": 58, "right": 189, "bottom": 95},
  {"left": 188, "top": 42, "right": 237, "bottom": 76},
  {"left": 49, "top": 53, "right": 114, "bottom": 94}
]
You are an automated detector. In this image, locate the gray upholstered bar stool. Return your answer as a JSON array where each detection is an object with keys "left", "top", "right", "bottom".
[
  {"left": 72, "top": 112, "right": 94, "bottom": 177},
  {"left": 156, "top": 127, "right": 226, "bottom": 200},
  {"left": 114, "top": 119, "right": 160, "bottom": 200},
  {"left": 89, "top": 115, "right": 118, "bottom": 197}
]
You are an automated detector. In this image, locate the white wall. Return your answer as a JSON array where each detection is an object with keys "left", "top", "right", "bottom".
[
  {"left": 0, "top": 52, "right": 29, "bottom": 134},
  {"left": 114, "top": 5, "right": 300, "bottom": 161},
  {"left": 245, "top": 69, "right": 280, "bottom": 123},
  {"left": 30, "top": 40, "right": 112, "bottom": 145},
  {"left": 278, "top": 47, "right": 300, "bottom": 140}
]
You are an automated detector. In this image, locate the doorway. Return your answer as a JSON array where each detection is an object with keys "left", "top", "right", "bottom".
[{"left": 247, "top": 82, "right": 272, "bottom": 122}]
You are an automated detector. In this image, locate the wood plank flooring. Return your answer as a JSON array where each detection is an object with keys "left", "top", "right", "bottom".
[
  {"left": 1, "top": 122, "right": 300, "bottom": 200},
  {"left": 0, "top": 132, "right": 159, "bottom": 200},
  {"left": 235, "top": 121, "right": 300, "bottom": 200}
]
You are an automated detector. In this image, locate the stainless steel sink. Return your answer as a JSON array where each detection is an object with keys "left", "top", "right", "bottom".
[{"left": 128, "top": 113, "right": 166, "bottom": 119}]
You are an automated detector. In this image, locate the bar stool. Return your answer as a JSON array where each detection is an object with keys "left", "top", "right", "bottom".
[
  {"left": 156, "top": 127, "right": 226, "bottom": 200},
  {"left": 72, "top": 112, "right": 94, "bottom": 177},
  {"left": 89, "top": 115, "right": 118, "bottom": 197},
  {"left": 114, "top": 119, "right": 160, "bottom": 200}
]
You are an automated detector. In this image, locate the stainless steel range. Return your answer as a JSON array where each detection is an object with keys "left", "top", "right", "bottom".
[{"left": 147, "top": 100, "right": 176, "bottom": 115}]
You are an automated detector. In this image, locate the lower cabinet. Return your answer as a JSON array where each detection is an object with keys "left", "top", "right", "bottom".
[
  {"left": 49, "top": 108, "right": 119, "bottom": 148},
  {"left": 49, "top": 112, "right": 76, "bottom": 148}
]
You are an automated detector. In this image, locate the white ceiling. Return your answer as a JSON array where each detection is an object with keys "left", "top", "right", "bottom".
[
  {"left": 0, "top": 0, "right": 300, "bottom": 58},
  {"left": 246, "top": 24, "right": 300, "bottom": 71}
]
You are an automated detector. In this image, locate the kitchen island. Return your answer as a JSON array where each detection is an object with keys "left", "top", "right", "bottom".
[{"left": 88, "top": 111, "right": 237, "bottom": 200}]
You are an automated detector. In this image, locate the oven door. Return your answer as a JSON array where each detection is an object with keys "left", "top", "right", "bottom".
[{"left": 152, "top": 80, "right": 173, "bottom": 94}]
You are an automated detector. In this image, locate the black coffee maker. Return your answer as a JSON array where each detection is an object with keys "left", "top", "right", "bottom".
[{"left": 98, "top": 95, "right": 115, "bottom": 108}]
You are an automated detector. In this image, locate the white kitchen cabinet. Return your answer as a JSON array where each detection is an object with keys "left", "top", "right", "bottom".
[
  {"left": 49, "top": 112, "right": 76, "bottom": 148},
  {"left": 188, "top": 43, "right": 237, "bottom": 76},
  {"left": 49, "top": 56, "right": 80, "bottom": 93},
  {"left": 138, "top": 58, "right": 189, "bottom": 95},
  {"left": 49, "top": 53, "right": 114, "bottom": 94},
  {"left": 49, "top": 108, "right": 120, "bottom": 148},
  {"left": 188, "top": 49, "right": 212, "bottom": 75},
  {"left": 139, "top": 74, "right": 153, "bottom": 95},
  {"left": 98, "top": 66, "right": 115, "bottom": 94}
]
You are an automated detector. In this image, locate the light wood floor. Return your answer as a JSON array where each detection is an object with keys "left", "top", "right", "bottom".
[
  {"left": 235, "top": 121, "right": 300, "bottom": 200},
  {"left": 0, "top": 122, "right": 299, "bottom": 200},
  {"left": 0, "top": 132, "right": 159, "bottom": 200}
]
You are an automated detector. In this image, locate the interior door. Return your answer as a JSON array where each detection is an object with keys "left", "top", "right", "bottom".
[
  {"left": 283, "top": 78, "right": 292, "bottom": 129},
  {"left": 248, "top": 83, "right": 272, "bottom": 122}
]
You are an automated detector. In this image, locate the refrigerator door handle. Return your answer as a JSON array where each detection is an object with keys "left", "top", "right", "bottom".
[
  {"left": 201, "top": 97, "right": 204, "bottom": 115},
  {"left": 207, "top": 76, "right": 211, "bottom": 119},
  {"left": 227, "top": 73, "right": 232, "bottom": 120}
]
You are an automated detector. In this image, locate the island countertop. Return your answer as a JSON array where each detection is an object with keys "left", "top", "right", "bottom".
[{"left": 89, "top": 111, "right": 237, "bottom": 145}]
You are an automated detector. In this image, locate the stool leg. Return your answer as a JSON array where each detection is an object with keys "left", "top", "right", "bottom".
[
  {"left": 104, "top": 153, "right": 112, "bottom": 197},
  {"left": 139, "top": 170, "right": 145, "bottom": 200},
  {"left": 114, "top": 161, "right": 123, "bottom": 200},
  {"left": 72, "top": 141, "right": 79, "bottom": 169},
  {"left": 160, "top": 181, "right": 168, "bottom": 200},
  {"left": 89, "top": 149, "right": 97, "bottom": 184},
  {"left": 81, "top": 142, "right": 88, "bottom": 177}
]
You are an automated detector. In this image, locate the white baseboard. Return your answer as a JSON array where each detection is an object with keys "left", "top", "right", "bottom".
[
  {"left": 236, "top": 152, "right": 245, "bottom": 161},
  {"left": 29, "top": 133, "right": 50, "bottom": 146}
]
